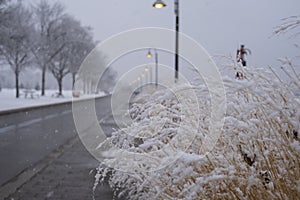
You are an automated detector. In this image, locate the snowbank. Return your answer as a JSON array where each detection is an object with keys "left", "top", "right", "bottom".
[{"left": 0, "top": 89, "right": 106, "bottom": 112}]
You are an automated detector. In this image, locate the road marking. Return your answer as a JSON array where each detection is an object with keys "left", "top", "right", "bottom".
[{"left": 0, "top": 110, "right": 72, "bottom": 134}]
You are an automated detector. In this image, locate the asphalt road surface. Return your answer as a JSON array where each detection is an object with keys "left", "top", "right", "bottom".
[{"left": 0, "top": 96, "right": 121, "bottom": 199}]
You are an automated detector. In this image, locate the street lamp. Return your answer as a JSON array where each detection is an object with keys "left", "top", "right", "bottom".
[
  {"left": 153, "top": 0, "right": 166, "bottom": 8},
  {"left": 153, "top": 0, "right": 179, "bottom": 82},
  {"left": 147, "top": 49, "right": 158, "bottom": 88},
  {"left": 147, "top": 50, "right": 152, "bottom": 58}
]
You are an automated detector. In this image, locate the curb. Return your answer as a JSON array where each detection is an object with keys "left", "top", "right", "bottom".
[{"left": 0, "top": 94, "right": 111, "bottom": 116}]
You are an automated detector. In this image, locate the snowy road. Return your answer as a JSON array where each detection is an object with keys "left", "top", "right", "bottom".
[{"left": 0, "top": 96, "right": 113, "bottom": 188}]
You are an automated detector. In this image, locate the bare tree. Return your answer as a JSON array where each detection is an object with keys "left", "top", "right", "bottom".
[
  {"left": 49, "top": 15, "right": 95, "bottom": 96},
  {"left": 77, "top": 48, "right": 108, "bottom": 94},
  {"left": 77, "top": 50, "right": 117, "bottom": 95},
  {"left": 0, "top": 0, "right": 9, "bottom": 23},
  {"left": 69, "top": 35, "right": 94, "bottom": 89},
  {"left": 49, "top": 52, "right": 70, "bottom": 96},
  {"left": 62, "top": 16, "right": 95, "bottom": 89},
  {"left": 0, "top": 2, "right": 33, "bottom": 98},
  {"left": 31, "top": 0, "right": 65, "bottom": 96},
  {"left": 98, "top": 68, "right": 117, "bottom": 94}
]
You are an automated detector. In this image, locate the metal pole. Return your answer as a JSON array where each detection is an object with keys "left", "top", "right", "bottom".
[
  {"left": 155, "top": 50, "right": 158, "bottom": 88},
  {"left": 174, "top": 0, "right": 179, "bottom": 82}
]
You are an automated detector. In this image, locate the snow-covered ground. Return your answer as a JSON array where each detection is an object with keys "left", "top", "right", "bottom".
[{"left": 0, "top": 88, "right": 106, "bottom": 112}]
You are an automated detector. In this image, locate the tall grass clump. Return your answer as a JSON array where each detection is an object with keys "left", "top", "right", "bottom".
[{"left": 95, "top": 63, "right": 299, "bottom": 200}]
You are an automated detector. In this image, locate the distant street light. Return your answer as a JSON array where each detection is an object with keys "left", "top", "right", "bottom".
[
  {"left": 153, "top": 0, "right": 179, "bottom": 82},
  {"left": 147, "top": 49, "right": 158, "bottom": 88}
]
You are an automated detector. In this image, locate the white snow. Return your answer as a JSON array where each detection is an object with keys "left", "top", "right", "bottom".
[
  {"left": 46, "top": 191, "right": 54, "bottom": 198},
  {"left": 0, "top": 88, "right": 106, "bottom": 112},
  {"left": 94, "top": 64, "right": 299, "bottom": 200},
  {"left": 291, "top": 141, "right": 300, "bottom": 153}
]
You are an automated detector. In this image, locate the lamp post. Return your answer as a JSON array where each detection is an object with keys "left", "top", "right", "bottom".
[
  {"left": 153, "top": 0, "right": 179, "bottom": 83},
  {"left": 149, "top": 65, "right": 153, "bottom": 84},
  {"left": 147, "top": 49, "right": 158, "bottom": 88}
]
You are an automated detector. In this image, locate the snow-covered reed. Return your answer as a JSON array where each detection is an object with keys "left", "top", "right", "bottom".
[{"left": 95, "top": 63, "right": 299, "bottom": 200}]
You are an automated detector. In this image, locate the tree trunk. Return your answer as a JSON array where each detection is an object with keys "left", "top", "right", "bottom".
[
  {"left": 58, "top": 78, "right": 62, "bottom": 96},
  {"left": 72, "top": 72, "right": 76, "bottom": 90},
  {"left": 15, "top": 71, "right": 19, "bottom": 98},
  {"left": 41, "top": 66, "right": 46, "bottom": 96}
]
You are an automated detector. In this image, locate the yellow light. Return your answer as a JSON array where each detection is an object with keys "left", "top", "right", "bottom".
[
  {"left": 154, "top": 3, "right": 164, "bottom": 8},
  {"left": 147, "top": 53, "right": 152, "bottom": 58},
  {"left": 153, "top": 0, "right": 166, "bottom": 8},
  {"left": 145, "top": 68, "right": 149, "bottom": 72}
]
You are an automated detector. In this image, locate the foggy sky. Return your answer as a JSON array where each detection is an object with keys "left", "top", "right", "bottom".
[
  {"left": 54, "top": 0, "right": 300, "bottom": 68},
  {"left": 22, "top": 0, "right": 300, "bottom": 86}
]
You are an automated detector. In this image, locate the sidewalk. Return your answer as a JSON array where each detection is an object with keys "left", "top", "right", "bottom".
[
  {"left": 5, "top": 136, "right": 115, "bottom": 200},
  {"left": 3, "top": 116, "right": 120, "bottom": 200}
]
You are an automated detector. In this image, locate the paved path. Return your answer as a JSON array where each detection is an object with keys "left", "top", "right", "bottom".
[
  {"left": 0, "top": 102, "right": 75, "bottom": 186},
  {"left": 7, "top": 137, "right": 115, "bottom": 200},
  {"left": 0, "top": 96, "right": 123, "bottom": 200}
]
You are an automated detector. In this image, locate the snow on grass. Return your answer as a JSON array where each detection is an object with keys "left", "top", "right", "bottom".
[
  {"left": 95, "top": 64, "right": 299, "bottom": 199},
  {"left": 0, "top": 89, "right": 106, "bottom": 112}
]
